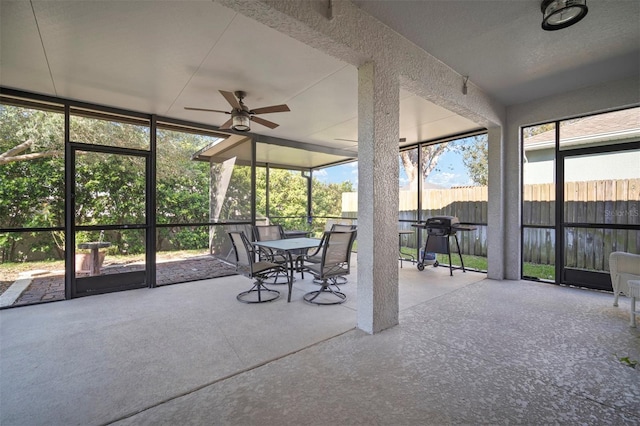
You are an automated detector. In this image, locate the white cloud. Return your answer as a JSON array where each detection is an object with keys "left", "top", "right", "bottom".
[{"left": 427, "top": 172, "right": 472, "bottom": 188}]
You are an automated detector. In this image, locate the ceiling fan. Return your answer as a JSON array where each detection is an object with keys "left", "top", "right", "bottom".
[{"left": 185, "top": 90, "right": 290, "bottom": 132}]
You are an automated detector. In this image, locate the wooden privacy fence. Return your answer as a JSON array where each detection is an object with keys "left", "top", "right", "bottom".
[
  {"left": 523, "top": 179, "right": 639, "bottom": 269},
  {"left": 342, "top": 179, "right": 639, "bottom": 267},
  {"left": 344, "top": 186, "right": 489, "bottom": 257}
]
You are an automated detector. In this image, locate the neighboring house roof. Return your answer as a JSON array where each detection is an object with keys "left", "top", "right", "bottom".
[{"left": 524, "top": 107, "right": 640, "bottom": 151}]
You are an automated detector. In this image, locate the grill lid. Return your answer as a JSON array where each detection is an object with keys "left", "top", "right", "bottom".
[{"left": 425, "top": 216, "right": 460, "bottom": 228}]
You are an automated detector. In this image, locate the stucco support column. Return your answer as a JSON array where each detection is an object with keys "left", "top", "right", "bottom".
[
  {"left": 503, "top": 122, "right": 521, "bottom": 280},
  {"left": 357, "top": 61, "right": 399, "bottom": 334},
  {"left": 486, "top": 125, "right": 506, "bottom": 280}
]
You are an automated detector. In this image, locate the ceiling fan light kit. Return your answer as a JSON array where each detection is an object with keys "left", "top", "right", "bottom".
[
  {"left": 185, "top": 90, "right": 290, "bottom": 133},
  {"left": 232, "top": 113, "right": 251, "bottom": 132},
  {"left": 541, "top": 0, "right": 588, "bottom": 31}
]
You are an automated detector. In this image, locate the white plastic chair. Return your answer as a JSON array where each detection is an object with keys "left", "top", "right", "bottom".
[{"left": 609, "top": 251, "right": 640, "bottom": 307}]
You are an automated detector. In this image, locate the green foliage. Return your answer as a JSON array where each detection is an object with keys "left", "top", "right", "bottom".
[
  {"left": 172, "top": 227, "right": 209, "bottom": 251},
  {"left": 0, "top": 106, "right": 65, "bottom": 261},
  {"left": 70, "top": 115, "right": 149, "bottom": 150},
  {"left": 313, "top": 180, "right": 354, "bottom": 217},
  {"left": 75, "top": 153, "right": 146, "bottom": 226},
  {"left": 615, "top": 354, "right": 638, "bottom": 369},
  {"left": 156, "top": 130, "right": 210, "bottom": 226},
  {"left": 459, "top": 135, "right": 489, "bottom": 186},
  {"left": 263, "top": 169, "right": 307, "bottom": 230}
]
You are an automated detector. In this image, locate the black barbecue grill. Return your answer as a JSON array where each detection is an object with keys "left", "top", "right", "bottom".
[{"left": 412, "top": 216, "right": 477, "bottom": 276}]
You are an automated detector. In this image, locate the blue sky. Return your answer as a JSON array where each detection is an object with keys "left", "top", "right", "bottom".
[
  {"left": 314, "top": 148, "right": 473, "bottom": 189},
  {"left": 423, "top": 148, "right": 474, "bottom": 188}
]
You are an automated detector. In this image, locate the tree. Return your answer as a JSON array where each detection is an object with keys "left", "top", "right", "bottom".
[
  {"left": 522, "top": 123, "right": 555, "bottom": 139},
  {"left": 459, "top": 135, "right": 488, "bottom": 186},
  {"left": 312, "top": 180, "right": 354, "bottom": 219},
  {"left": 0, "top": 107, "right": 64, "bottom": 165},
  {"left": 400, "top": 144, "right": 449, "bottom": 191},
  {"left": 400, "top": 134, "right": 493, "bottom": 189},
  {"left": 263, "top": 169, "right": 308, "bottom": 222},
  {"left": 0, "top": 106, "right": 65, "bottom": 261},
  {"left": 156, "top": 130, "right": 212, "bottom": 251}
]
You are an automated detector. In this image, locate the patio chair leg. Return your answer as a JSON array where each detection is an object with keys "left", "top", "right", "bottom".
[
  {"left": 303, "top": 280, "right": 346, "bottom": 305},
  {"left": 307, "top": 288, "right": 322, "bottom": 303},
  {"left": 237, "top": 281, "right": 280, "bottom": 304},
  {"left": 325, "top": 284, "right": 345, "bottom": 299}
]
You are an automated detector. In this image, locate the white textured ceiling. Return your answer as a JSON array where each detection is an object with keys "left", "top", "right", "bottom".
[
  {"left": 1, "top": 0, "right": 638, "bottom": 168},
  {"left": 353, "top": 0, "right": 640, "bottom": 106}
]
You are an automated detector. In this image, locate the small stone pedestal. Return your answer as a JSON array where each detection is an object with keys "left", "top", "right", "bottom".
[{"left": 77, "top": 242, "right": 111, "bottom": 276}]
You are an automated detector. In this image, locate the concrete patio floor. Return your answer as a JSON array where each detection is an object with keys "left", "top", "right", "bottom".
[{"left": 1, "top": 257, "right": 638, "bottom": 425}]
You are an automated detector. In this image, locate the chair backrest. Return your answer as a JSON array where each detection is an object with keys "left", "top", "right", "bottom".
[
  {"left": 228, "top": 231, "right": 254, "bottom": 276},
  {"left": 253, "top": 224, "right": 285, "bottom": 242},
  {"left": 319, "top": 230, "right": 357, "bottom": 278},
  {"left": 330, "top": 224, "right": 357, "bottom": 255},
  {"left": 255, "top": 217, "right": 270, "bottom": 226},
  {"left": 609, "top": 251, "right": 640, "bottom": 291},
  {"left": 330, "top": 224, "right": 357, "bottom": 232},
  {"left": 325, "top": 219, "right": 353, "bottom": 231}
]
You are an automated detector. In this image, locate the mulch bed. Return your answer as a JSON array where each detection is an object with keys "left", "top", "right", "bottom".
[
  {"left": 2, "top": 256, "right": 237, "bottom": 307},
  {"left": 0, "top": 281, "right": 14, "bottom": 296}
]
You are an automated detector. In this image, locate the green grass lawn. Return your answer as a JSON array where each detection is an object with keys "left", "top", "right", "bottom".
[
  {"left": 522, "top": 263, "right": 555, "bottom": 281},
  {"left": 400, "top": 246, "right": 555, "bottom": 280}
]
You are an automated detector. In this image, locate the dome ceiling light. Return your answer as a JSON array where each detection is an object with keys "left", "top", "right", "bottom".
[{"left": 541, "top": 0, "right": 588, "bottom": 31}]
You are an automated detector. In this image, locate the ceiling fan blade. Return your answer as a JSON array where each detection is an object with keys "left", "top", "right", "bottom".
[
  {"left": 219, "top": 90, "right": 241, "bottom": 109},
  {"left": 184, "top": 107, "right": 230, "bottom": 114},
  {"left": 250, "top": 104, "right": 290, "bottom": 115},
  {"left": 218, "top": 118, "right": 233, "bottom": 130},
  {"left": 251, "top": 116, "right": 279, "bottom": 129}
]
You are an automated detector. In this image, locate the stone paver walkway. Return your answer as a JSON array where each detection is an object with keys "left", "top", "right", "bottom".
[{"left": 7, "top": 256, "right": 236, "bottom": 307}]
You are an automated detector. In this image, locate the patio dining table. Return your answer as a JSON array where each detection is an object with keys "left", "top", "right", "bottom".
[{"left": 253, "top": 237, "right": 322, "bottom": 284}]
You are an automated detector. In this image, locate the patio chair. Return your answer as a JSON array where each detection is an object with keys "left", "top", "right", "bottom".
[
  {"left": 300, "top": 229, "right": 357, "bottom": 305},
  {"left": 253, "top": 224, "right": 289, "bottom": 284},
  {"left": 609, "top": 251, "right": 640, "bottom": 307},
  {"left": 296, "top": 232, "right": 328, "bottom": 279},
  {"left": 228, "top": 231, "right": 289, "bottom": 303},
  {"left": 297, "top": 224, "right": 356, "bottom": 283}
]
